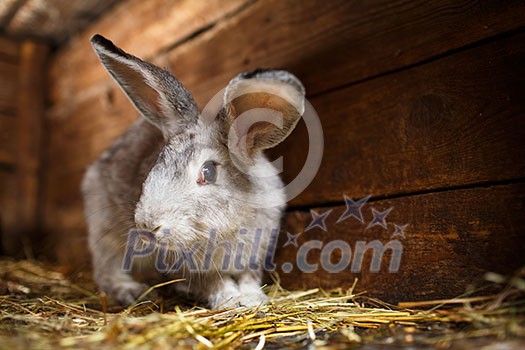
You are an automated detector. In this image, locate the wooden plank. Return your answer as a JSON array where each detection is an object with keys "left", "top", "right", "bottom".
[
  {"left": 48, "top": 0, "right": 525, "bottom": 116},
  {"left": 0, "top": 115, "right": 16, "bottom": 165},
  {"left": 15, "top": 41, "right": 48, "bottom": 239},
  {"left": 48, "top": 0, "right": 253, "bottom": 110},
  {"left": 168, "top": 0, "right": 525, "bottom": 107},
  {"left": 275, "top": 183, "right": 525, "bottom": 302},
  {"left": 40, "top": 168, "right": 90, "bottom": 268},
  {"left": 42, "top": 169, "right": 85, "bottom": 232},
  {"left": 272, "top": 31, "right": 525, "bottom": 206},
  {"left": 45, "top": 86, "right": 137, "bottom": 177},
  {"left": 6, "top": 0, "right": 122, "bottom": 44},
  {"left": 0, "top": 169, "right": 18, "bottom": 254},
  {"left": 0, "top": 35, "right": 20, "bottom": 62},
  {"left": 0, "top": 60, "right": 18, "bottom": 112}
]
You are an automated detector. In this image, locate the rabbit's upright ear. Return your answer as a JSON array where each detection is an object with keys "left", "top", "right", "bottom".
[
  {"left": 91, "top": 34, "right": 198, "bottom": 137},
  {"left": 222, "top": 69, "right": 305, "bottom": 161}
]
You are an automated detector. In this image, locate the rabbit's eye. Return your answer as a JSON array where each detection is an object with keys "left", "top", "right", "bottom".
[{"left": 197, "top": 161, "right": 217, "bottom": 185}]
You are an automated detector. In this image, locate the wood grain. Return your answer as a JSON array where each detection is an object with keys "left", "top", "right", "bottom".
[
  {"left": 0, "top": 60, "right": 18, "bottom": 112},
  {"left": 0, "top": 168, "right": 18, "bottom": 254},
  {"left": 0, "top": 115, "right": 16, "bottom": 165},
  {"left": 166, "top": 0, "right": 525, "bottom": 108},
  {"left": 275, "top": 183, "right": 525, "bottom": 302},
  {"left": 15, "top": 41, "right": 48, "bottom": 245},
  {"left": 48, "top": 0, "right": 253, "bottom": 110},
  {"left": 45, "top": 88, "right": 137, "bottom": 178},
  {"left": 270, "top": 31, "right": 525, "bottom": 207},
  {"left": 0, "top": 35, "right": 19, "bottom": 255},
  {"left": 48, "top": 0, "right": 525, "bottom": 116},
  {"left": 0, "top": 35, "right": 20, "bottom": 62}
]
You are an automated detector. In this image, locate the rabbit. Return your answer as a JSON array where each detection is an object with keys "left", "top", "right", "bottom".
[{"left": 81, "top": 34, "right": 305, "bottom": 309}]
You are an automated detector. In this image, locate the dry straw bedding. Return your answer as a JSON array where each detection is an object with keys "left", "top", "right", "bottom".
[{"left": 0, "top": 259, "right": 524, "bottom": 349}]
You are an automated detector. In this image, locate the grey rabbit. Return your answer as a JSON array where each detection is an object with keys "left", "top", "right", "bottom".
[{"left": 82, "top": 34, "right": 305, "bottom": 309}]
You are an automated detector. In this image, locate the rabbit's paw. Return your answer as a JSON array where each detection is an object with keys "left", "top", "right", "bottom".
[
  {"left": 208, "top": 278, "right": 243, "bottom": 309},
  {"left": 112, "top": 280, "right": 157, "bottom": 306},
  {"left": 239, "top": 281, "right": 268, "bottom": 307}
]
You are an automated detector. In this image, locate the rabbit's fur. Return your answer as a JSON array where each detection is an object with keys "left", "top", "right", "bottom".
[{"left": 82, "top": 35, "right": 305, "bottom": 309}]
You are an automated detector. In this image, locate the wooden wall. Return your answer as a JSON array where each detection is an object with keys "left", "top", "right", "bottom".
[
  {"left": 0, "top": 35, "right": 48, "bottom": 256},
  {"left": 42, "top": 0, "right": 525, "bottom": 301},
  {"left": 0, "top": 36, "right": 20, "bottom": 254}
]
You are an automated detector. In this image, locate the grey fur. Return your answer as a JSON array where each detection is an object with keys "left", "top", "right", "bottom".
[{"left": 82, "top": 35, "right": 305, "bottom": 309}]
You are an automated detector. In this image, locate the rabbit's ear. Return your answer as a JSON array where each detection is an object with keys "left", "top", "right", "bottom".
[
  {"left": 91, "top": 34, "right": 198, "bottom": 137},
  {"left": 222, "top": 69, "right": 305, "bottom": 161}
]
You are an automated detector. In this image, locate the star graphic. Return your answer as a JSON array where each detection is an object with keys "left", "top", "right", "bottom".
[
  {"left": 283, "top": 232, "right": 301, "bottom": 247},
  {"left": 337, "top": 194, "right": 371, "bottom": 223},
  {"left": 305, "top": 209, "right": 332, "bottom": 232},
  {"left": 366, "top": 207, "right": 393, "bottom": 230},
  {"left": 391, "top": 224, "right": 408, "bottom": 239}
]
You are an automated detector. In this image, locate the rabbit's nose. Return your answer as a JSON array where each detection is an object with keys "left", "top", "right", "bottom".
[
  {"left": 154, "top": 227, "right": 172, "bottom": 239},
  {"left": 134, "top": 218, "right": 170, "bottom": 239},
  {"left": 135, "top": 221, "right": 160, "bottom": 234},
  {"left": 151, "top": 225, "right": 175, "bottom": 238}
]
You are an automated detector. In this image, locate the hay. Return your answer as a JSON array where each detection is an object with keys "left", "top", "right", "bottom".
[{"left": 0, "top": 259, "right": 524, "bottom": 349}]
